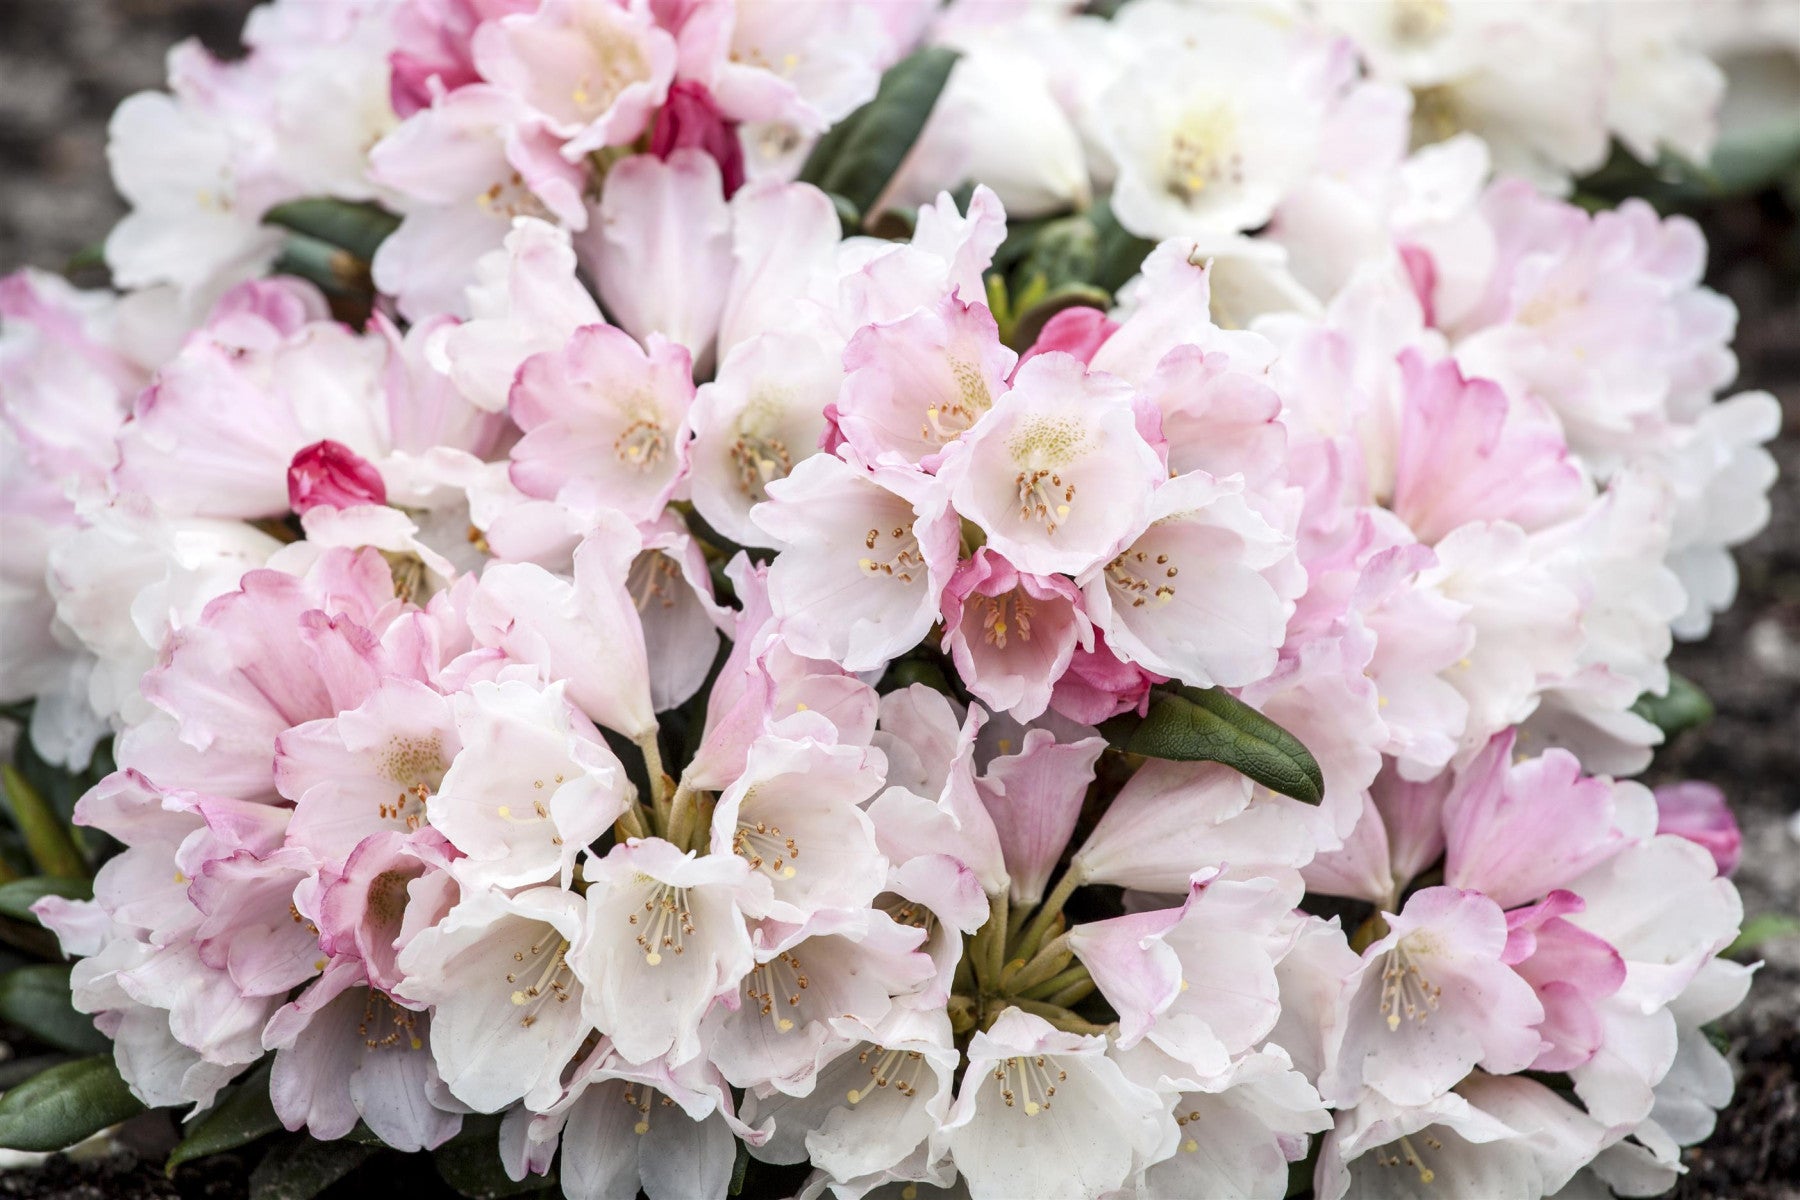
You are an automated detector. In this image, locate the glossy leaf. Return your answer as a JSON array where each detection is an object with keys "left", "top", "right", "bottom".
[
  {"left": 798, "top": 47, "right": 959, "bottom": 222},
  {"left": 167, "top": 1059, "right": 282, "bottom": 1174},
  {"left": 1099, "top": 685, "right": 1324, "bottom": 804},
  {"left": 1, "top": 765, "right": 87, "bottom": 879},
  {"left": 1632, "top": 673, "right": 1715, "bottom": 738},
  {"left": 263, "top": 198, "right": 401, "bottom": 263},
  {"left": 0, "top": 964, "right": 107, "bottom": 1054},
  {"left": 250, "top": 1136, "right": 379, "bottom": 1200},
  {"left": 0, "top": 1054, "right": 144, "bottom": 1152}
]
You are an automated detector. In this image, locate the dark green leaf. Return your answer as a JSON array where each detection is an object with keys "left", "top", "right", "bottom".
[
  {"left": 168, "top": 1060, "right": 282, "bottom": 1173},
  {"left": 1, "top": 765, "right": 88, "bottom": 879},
  {"left": 272, "top": 233, "right": 374, "bottom": 298},
  {"left": 729, "top": 1138, "right": 750, "bottom": 1195},
  {"left": 434, "top": 1115, "right": 549, "bottom": 1199},
  {"left": 0, "top": 1054, "right": 144, "bottom": 1152},
  {"left": 1086, "top": 199, "right": 1157, "bottom": 294},
  {"left": 250, "top": 1135, "right": 378, "bottom": 1200},
  {"left": 0, "top": 964, "right": 107, "bottom": 1054},
  {"left": 263, "top": 199, "right": 401, "bottom": 263},
  {"left": 798, "top": 47, "right": 960, "bottom": 221},
  {"left": 1100, "top": 685, "right": 1324, "bottom": 804},
  {"left": 1631, "top": 673, "right": 1714, "bottom": 738},
  {"left": 1016, "top": 215, "right": 1100, "bottom": 293},
  {"left": 879, "top": 659, "right": 954, "bottom": 697},
  {"left": 0, "top": 875, "right": 92, "bottom": 924}
]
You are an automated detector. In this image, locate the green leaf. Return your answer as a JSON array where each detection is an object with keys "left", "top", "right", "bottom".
[
  {"left": 272, "top": 233, "right": 374, "bottom": 298},
  {"left": 250, "top": 1136, "right": 378, "bottom": 1200},
  {"left": 263, "top": 199, "right": 401, "bottom": 263},
  {"left": 1015, "top": 215, "right": 1100, "bottom": 293},
  {"left": 1631, "top": 673, "right": 1714, "bottom": 738},
  {"left": 729, "top": 1138, "right": 750, "bottom": 1195},
  {"left": 434, "top": 1115, "right": 549, "bottom": 1199},
  {"left": 1086, "top": 199, "right": 1157, "bottom": 294},
  {"left": 1727, "top": 913, "right": 1800, "bottom": 960},
  {"left": 798, "top": 47, "right": 960, "bottom": 221},
  {"left": 167, "top": 1060, "right": 282, "bottom": 1174},
  {"left": 0, "top": 875, "right": 92, "bottom": 924},
  {"left": 0, "top": 964, "right": 107, "bottom": 1054},
  {"left": 1099, "top": 685, "right": 1325, "bottom": 804},
  {"left": 0, "top": 1054, "right": 145, "bottom": 1152},
  {"left": 1, "top": 765, "right": 87, "bottom": 880}
]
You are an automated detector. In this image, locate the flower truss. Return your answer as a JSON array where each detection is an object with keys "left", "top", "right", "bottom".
[{"left": 0, "top": 2, "right": 1783, "bottom": 1199}]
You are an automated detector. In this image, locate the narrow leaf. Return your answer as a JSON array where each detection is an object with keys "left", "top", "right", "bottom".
[
  {"left": 167, "top": 1059, "right": 282, "bottom": 1174},
  {"left": 0, "top": 1054, "right": 144, "bottom": 1152},
  {"left": 1100, "top": 685, "right": 1324, "bottom": 804},
  {"left": 0, "top": 875, "right": 92, "bottom": 924},
  {"left": 798, "top": 47, "right": 959, "bottom": 220},
  {"left": 1631, "top": 673, "right": 1714, "bottom": 738},
  {"left": 1, "top": 765, "right": 87, "bottom": 879},
  {"left": 0, "top": 964, "right": 107, "bottom": 1054},
  {"left": 1727, "top": 913, "right": 1800, "bottom": 960},
  {"left": 250, "top": 1136, "right": 378, "bottom": 1200},
  {"left": 263, "top": 198, "right": 401, "bottom": 263}
]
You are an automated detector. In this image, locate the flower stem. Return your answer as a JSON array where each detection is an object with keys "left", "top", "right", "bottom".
[
  {"left": 1013, "top": 864, "right": 1087, "bottom": 963},
  {"left": 635, "top": 728, "right": 672, "bottom": 836},
  {"left": 1008, "top": 996, "right": 1111, "bottom": 1037},
  {"left": 1019, "top": 962, "right": 1089, "bottom": 1002},
  {"left": 1004, "top": 933, "right": 1072, "bottom": 994}
]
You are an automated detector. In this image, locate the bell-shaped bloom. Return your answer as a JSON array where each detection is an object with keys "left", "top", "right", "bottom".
[
  {"left": 428, "top": 680, "right": 628, "bottom": 890},
  {"left": 1082, "top": 472, "right": 1303, "bottom": 688},
  {"left": 1117, "top": 1042, "right": 1330, "bottom": 1200},
  {"left": 1319, "top": 887, "right": 1545, "bottom": 1108},
  {"left": 314, "top": 830, "right": 453, "bottom": 995},
  {"left": 509, "top": 323, "right": 695, "bottom": 523},
  {"left": 1097, "top": 11, "right": 1334, "bottom": 240},
  {"left": 710, "top": 731, "right": 887, "bottom": 924},
  {"left": 1502, "top": 891, "right": 1626, "bottom": 1073},
  {"left": 1652, "top": 782, "right": 1742, "bottom": 877},
  {"left": 188, "top": 846, "right": 323, "bottom": 998},
  {"left": 394, "top": 883, "right": 590, "bottom": 1113},
  {"left": 1389, "top": 351, "right": 1588, "bottom": 545},
  {"left": 576, "top": 837, "right": 755, "bottom": 1066},
  {"left": 467, "top": 511, "right": 655, "bottom": 740},
  {"left": 1315, "top": 1073, "right": 1605, "bottom": 1200},
  {"left": 752, "top": 451, "right": 959, "bottom": 673},
  {"left": 430, "top": 217, "right": 602, "bottom": 413},
  {"left": 472, "top": 0, "right": 675, "bottom": 158},
  {"left": 707, "top": 907, "right": 933, "bottom": 1095},
  {"left": 944, "top": 353, "right": 1163, "bottom": 579},
  {"left": 944, "top": 1007, "right": 1175, "bottom": 1200},
  {"left": 686, "top": 329, "right": 840, "bottom": 549},
  {"left": 266, "top": 959, "right": 462, "bottom": 1151},
  {"left": 742, "top": 1008, "right": 959, "bottom": 1187},
  {"left": 1071, "top": 869, "right": 1301, "bottom": 1077},
  {"left": 1068, "top": 759, "right": 1255, "bottom": 894},
  {"left": 504, "top": 1040, "right": 749, "bottom": 1200},
  {"left": 586, "top": 149, "right": 735, "bottom": 370},
  {"left": 1021, "top": 306, "right": 1117, "bottom": 370},
  {"left": 276, "top": 677, "right": 459, "bottom": 864},
  {"left": 941, "top": 550, "right": 1091, "bottom": 723},
  {"left": 633, "top": 516, "right": 731, "bottom": 713},
  {"left": 976, "top": 728, "right": 1104, "bottom": 906},
  {"left": 1442, "top": 733, "right": 1652, "bottom": 910},
  {"left": 835, "top": 295, "right": 1017, "bottom": 469}
]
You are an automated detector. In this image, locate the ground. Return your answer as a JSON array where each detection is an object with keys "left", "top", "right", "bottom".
[{"left": 0, "top": 2, "right": 1795, "bottom": 1198}]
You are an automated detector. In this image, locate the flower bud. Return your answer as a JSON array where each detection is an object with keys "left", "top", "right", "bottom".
[
  {"left": 288, "top": 439, "right": 387, "bottom": 512},
  {"left": 1654, "top": 781, "right": 1742, "bottom": 876}
]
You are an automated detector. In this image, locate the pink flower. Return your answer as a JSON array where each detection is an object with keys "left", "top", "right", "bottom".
[
  {"left": 1047, "top": 629, "right": 1164, "bottom": 726},
  {"left": 941, "top": 549, "right": 1092, "bottom": 722},
  {"left": 288, "top": 439, "right": 389, "bottom": 513},
  {"left": 650, "top": 80, "right": 745, "bottom": 195},
  {"left": 1017, "top": 306, "right": 1117, "bottom": 370},
  {"left": 1653, "top": 782, "right": 1742, "bottom": 876}
]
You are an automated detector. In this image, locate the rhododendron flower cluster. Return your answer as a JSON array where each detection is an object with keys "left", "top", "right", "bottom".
[{"left": 0, "top": 1, "right": 1779, "bottom": 1198}]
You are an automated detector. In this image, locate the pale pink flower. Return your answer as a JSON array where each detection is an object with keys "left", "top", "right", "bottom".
[
  {"left": 576, "top": 836, "right": 756, "bottom": 1066},
  {"left": 508, "top": 323, "right": 695, "bottom": 524},
  {"left": 944, "top": 353, "right": 1162, "bottom": 579},
  {"left": 975, "top": 728, "right": 1104, "bottom": 906},
  {"left": 1318, "top": 887, "right": 1545, "bottom": 1108},
  {"left": 1652, "top": 781, "right": 1742, "bottom": 876},
  {"left": 940, "top": 550, "right": 1091, "bottom": 722},
  {"left": 753, "top": 452, "right": 959, "bottom": 673}
]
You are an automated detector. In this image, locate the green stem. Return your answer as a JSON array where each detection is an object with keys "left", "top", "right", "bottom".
[
  {"left": 1008, "top": 997, "right": 1111, "bottom": 1037},
  {"left": 1014, "top": 864, "right": 1086, "bottom": 963},
  {"left": 982, "top": 889, "right": 1010, "bottom": 989},
  {"left": 1004, "top": 933, "right": 1073, "bottom": 995},
  {"left": 1019, "top": 962, "right": 1090, "bottom": 1002},
  {"left": 1042, "top": 977, "right": 1096, "bottom": 1009},
  {"left": 635, "top": 729, "right": 672, "bottom": 836}
]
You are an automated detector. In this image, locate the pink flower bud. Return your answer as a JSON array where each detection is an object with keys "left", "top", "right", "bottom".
[
  {"left": 650, "top": 81, "right": 745, "bottom": 197},
  {"left": 1017, "top": 306, "right": 1118, "bottom": 371},
  {"left": 287, "top": 439, "right": 387, "bottom": 513},
  {"left": 1654, "top": 781, "right": 1742, "bottom": 876}
]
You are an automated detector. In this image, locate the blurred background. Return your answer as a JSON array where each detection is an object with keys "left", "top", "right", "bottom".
[{"left": 0, "top": 2, "right": 1795, "bottom": 1198}]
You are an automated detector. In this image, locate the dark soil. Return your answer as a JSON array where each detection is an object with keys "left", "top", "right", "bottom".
[{"left": 1, "top": 2, "right": 1795, "bottom": 1198}]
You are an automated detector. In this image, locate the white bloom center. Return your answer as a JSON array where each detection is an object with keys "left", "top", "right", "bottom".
[
  {"left": 505, "top": 930, "right": 575, "bottom": 1027},
  {"left": 1379, "top": 938, "right": 1443, "bottom": 1031},
  {"left": 744, "top": 949, "right": 810, "bottom": 1033},
  {"left": 992, "top": 1054, "right": 1068, "bottom": 1117},
  {"left": 1163, "top": 105, "right": 1243, "bottom": 203},
  {"left": 628, "top": 880, "right": 697, "bottom": 966}
]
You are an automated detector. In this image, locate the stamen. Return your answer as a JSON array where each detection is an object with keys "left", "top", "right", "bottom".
[
  {"left": 1380, "top": 939, "right": 1443, "bottom": 1031},
  {"left": 846, "top": 1045, "right": 926, "bottom": 1103},
  {"left": 1163, "top": 104, "right": 1243, "bottom": 203},
  {"left": 1376, "top": 1132, "right": 1440, "bottom": 1184},
  {"left": 857, "top": 525, "right": 925, "bottom": 584},
  {"left": 505, "top": 930, "right": 574, "bottom": 1027},
  {"left": 743, "top": 950, "right": 810, "bottom": 1033},
  {"left": 731, "top": 819, "right": 801, "bottom": 880},
  {"left": 991, "top": 1054, "right": 1067, "bottom": 1116},
  {"left": 614, "top": 417, "right": 668, "bottom": 470},
  {"left": 628, "top": 882, "right": 697, "bottom": 966},
  {"left": 630, "top": 552, "right": 683, "bottom": 613},
  {"left": 979, "top": 589, "right": 1035, "bottom": 649},
  {"left": 358, "top": 989, "right": 424, "bottom": 1052},
  {"left": 729, "top": 432, "right": 793, "bottom": 502},
  {"left": 1014, "top": 470, "right": 1074, "bottom": 533},
  {"left": 1105, "top": 547, "right": 1178, "bottom": 609}
]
